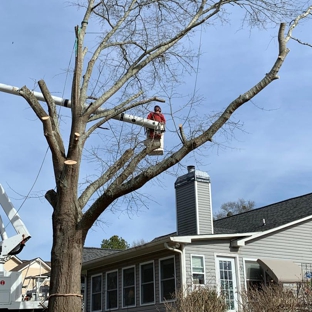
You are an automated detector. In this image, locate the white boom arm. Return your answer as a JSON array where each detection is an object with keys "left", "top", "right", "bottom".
[
  {"left": 0, "top": 83, "right": 165, "bottom": 132},
  {"left": 0, "top": 185, "right": 31, "bottom": 258}
]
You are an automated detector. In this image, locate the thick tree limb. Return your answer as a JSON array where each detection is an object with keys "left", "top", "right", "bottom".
[
  {"left": 19, "top": 86, "right": 48, "bottom": 119},
  {"left": 19, "top": 86, "right": 65, "bottom": 163},
  {"left": 79, "top": 142, "right": 160, "bottom": 229},
  {"left": 78, "top": 148, "right": 134, "bottom": 208},
  {"left": 38, "top": 80, "right": 66, "bottom": 158},
  {"left": 45, "top": 189, "right": 57, "bottom": 209}
]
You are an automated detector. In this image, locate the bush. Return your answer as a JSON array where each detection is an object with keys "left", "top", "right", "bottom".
[
  {"left": 164, "top": 286, "right": 227, "bottom": 312},
  {"left": 239, "top": 284, "right": 312, "bottom": 312}
]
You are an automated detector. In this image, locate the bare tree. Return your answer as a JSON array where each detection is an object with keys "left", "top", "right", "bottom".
[
  {"left": 132, "top": 238, "right": 148, "bottom": 247},
  {"left": 14, "top": 1, "right": 312, "bottom": 311},
  {"left": 215, "top": 199, "right": 255, "bottom": 219}
]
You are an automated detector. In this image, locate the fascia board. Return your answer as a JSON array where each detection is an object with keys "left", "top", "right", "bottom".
[
  {"left": 170, "top": 233, "right": 256, "bottom": 243},
  {"left": 231, "top": 215, "right": 312, "bottom": 247},
  {"left": 83, "top": 236, "right": 176, "bottom": 269}
]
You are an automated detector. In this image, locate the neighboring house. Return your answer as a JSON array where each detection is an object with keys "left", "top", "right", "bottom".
[
  {"left": 82, "top": 166, "right": 312, "bottom": 312},
  {"left": 7, "top": 257, "right": 51, "bottom": 300},
  {"left": 4, "top": 255, "right": 23, "bottom": 272}
]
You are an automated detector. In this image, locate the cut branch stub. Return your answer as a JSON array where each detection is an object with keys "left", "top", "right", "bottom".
[
  {"left": 74, "top": 133, "right": 80, "bottom": 141},
  {"left": 64, "top": 160, "right": 78, "bottom": 165}
]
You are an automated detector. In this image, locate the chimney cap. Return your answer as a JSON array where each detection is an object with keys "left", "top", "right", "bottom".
[
  {"left": 187, "top": 165, "right": 195, "bottom": 172},
  {"left": 175, "top": 167, "right": 210, "bottom": 188}
]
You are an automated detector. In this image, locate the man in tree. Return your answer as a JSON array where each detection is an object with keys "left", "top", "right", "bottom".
[{"left": 147, "top": 105, "right": 166, "bottom": 139}]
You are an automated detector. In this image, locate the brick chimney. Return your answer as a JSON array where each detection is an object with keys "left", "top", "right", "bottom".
[{"left": 175, "top": 166, "right": 213, "bottom": 235}]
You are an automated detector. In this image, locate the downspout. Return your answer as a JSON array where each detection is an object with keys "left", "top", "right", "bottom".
[{"left": 164, "top": 243, "right": 186, "bottom": 290}]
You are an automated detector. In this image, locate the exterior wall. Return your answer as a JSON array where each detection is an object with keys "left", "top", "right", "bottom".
[
  {"left": 183, "top": 220, "right": 312, "bottom": 299},
  {"left": 237, "top": 220, "right": 312, "bottom": 286},
  {"left": 197, "top": 182, "right": 213, "bottom": 234},
  {"left": 4, "top": 257, "right": 21, "bottom": 271},
  {"left": 84, "top": 249, "right": 181, "bottom": 312},
  {"left": 21, "top": 261, "right": 50, "bottom": 295},
  {"left": 176, "top": 183, "right": 197, "bottom": 235},
  {"left": 184, "top": 239, "right": 236, "bottom": 288}
]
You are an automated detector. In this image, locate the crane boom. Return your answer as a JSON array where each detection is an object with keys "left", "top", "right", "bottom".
[
  {"left": 0, "top": 83, "right": 165, "bottom": 131},
  {"left": 0, "top": 185, "right": 31, "bottom": 258}
]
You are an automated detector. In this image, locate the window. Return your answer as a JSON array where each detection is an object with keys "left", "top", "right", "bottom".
[
  {"left": 140, "top": 261, "right": 155, "bottom": 305},
  {"left": 245, "top": 260, "right": 265, "bottom": 290},
  {"left": 192, "top": 255, "right": 205, "bottom": 285},
  {"left": 106, "top": 270, "right": 118, "bottom": 310},
  {"left": 122, "top": 266, "right": 135, "bottom": 308},
  {"left": 217, "top": 257, "right": 237, "bottom": 311},
  {"left": 81, "top": 276, "right": 85, "bottom": 308},
  {"left": 160, "top": 257, "right": 175, "bottom": 302},
  {"left": 91, "top": 274, "right": 102, "bottom": 311}
]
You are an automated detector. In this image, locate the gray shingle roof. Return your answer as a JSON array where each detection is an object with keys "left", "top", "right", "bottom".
[
  {"left": 82, "top": 247, "right": 122, "bottom": 262},
  {"left": 214, "top": 193, "right": 312, "bottom": 234}
]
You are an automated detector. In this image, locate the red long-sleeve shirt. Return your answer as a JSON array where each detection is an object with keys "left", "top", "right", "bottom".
[{"left": 147, "top": 112, "right": 166, "bottom": 123}]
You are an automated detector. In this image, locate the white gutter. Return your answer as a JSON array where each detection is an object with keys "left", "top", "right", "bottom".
[
  {"left": 164, "top": 242, "right": 187, "bottom": 291},
  {"left": 169, "top": 232, "right": 257, "bottom": 244}
]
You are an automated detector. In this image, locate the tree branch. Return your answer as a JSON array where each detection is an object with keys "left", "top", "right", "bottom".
[
  {"left": 38, "top": 80, "right": 66, "bottom": 157},
  {"left": 85, "top": 22, "right": 291, "bottom": 205},
  {"left": 19, "top": 86, "right": 65, "bottom": 163},
  {"left": 78, "top": 148, "right": 134, "bottom": 208},
  {"left": 79, "top": 141, "right": 160, "bottom": 229}
]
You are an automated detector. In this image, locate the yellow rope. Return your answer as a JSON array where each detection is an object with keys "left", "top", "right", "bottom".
[{"left": 48, "top": 293, "right": 83, "bottom": 298}]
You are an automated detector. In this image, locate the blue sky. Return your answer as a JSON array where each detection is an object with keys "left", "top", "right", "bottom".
[{"left": 0, "top": 2, "right": 311, "bottom": 261}]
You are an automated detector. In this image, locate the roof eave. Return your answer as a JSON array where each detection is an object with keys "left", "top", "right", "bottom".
[
  {"left": 82, "top": 236, "right": 179, "bottom": 270},
  {"left": 231, "top": 215, "right": 312, "bottom": 247}
]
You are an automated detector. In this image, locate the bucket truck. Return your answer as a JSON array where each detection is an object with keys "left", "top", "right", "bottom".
[
  {"left": 0, "top": 83, "right": 165, "bottom": 156},
  {"left": 0, "top": 185, "right": 47, "bottom": 311}
]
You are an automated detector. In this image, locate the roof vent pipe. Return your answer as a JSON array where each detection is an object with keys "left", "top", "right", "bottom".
[{"left": 187, "top": 165, "right": 195, "bottom": 172}]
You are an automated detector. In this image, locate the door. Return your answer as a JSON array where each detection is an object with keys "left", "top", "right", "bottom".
[{"left": 217, "top": 257, "right": 238, "bottom": 311}]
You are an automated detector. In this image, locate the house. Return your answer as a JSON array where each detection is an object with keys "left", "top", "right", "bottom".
[
  {"left": 4, "top": 256, "right": 51, "bottom": 300},
  {"left": 82, "top": 166, "right": 312, "bottom": 312}
]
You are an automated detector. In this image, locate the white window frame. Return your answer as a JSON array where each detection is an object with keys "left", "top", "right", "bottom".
[
  {"left": 191, "top": 254, "right": 205, "bottom": 286},
  {"left": 243, "top": 258, "right": 266, "bottom": 291},
  {"left": 122, "top": 265, "right": 136, "bottom": 308},
  {"left": 91, "top": 274, "right": 102, "bottom": 312},
  {"left": 140, "top": 260, "right": 155, "bottom": 306},
  {"left": 159, "top": 256, "right": 176, "bottom": 303},
  {"left": 81, "top": 274, "right": 88, "bottom": 311},
  {"left": 215, "top": 254, "right": 240, "bottom": 312},
  {"left": 105, "top": 269, "right": 118, "bottom": 311}
]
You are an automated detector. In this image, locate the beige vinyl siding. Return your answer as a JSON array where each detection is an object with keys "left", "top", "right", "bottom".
[
  {"left": 196, "top": 182, "right": 213, "bottom": 234},
  {"left": 184, "top": 240, "right": 235, "bottom": 287},
  {"left": 241, "top": 221, "right": 312, "bottom": 261},
  {"left": 237, "top": 220, "right": 312, "bottom": 283},
  {"left": 183, "top": 220, "right": 312, "bottom": 292}
]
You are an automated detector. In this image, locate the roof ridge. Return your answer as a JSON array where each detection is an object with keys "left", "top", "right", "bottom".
[{"left": 215, "top": 192, "right": 312, "bottom": 221}]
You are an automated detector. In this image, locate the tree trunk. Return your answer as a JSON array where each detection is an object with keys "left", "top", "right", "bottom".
[{"left": 47, "top": 195, "right": 85, "bottom": 312}]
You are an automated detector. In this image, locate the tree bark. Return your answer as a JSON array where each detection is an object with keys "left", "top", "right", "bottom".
[{"left": 48, "top": 194, "right": 86, "bottom": 312}]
